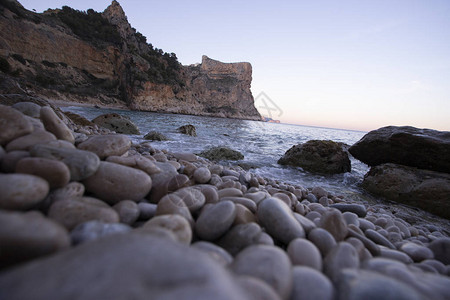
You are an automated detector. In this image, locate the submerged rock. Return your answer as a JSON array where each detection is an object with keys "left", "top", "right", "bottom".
[
  {"left": 199, "top": 146, "right": 244, "bottom": 161},
  {"left": 143, "top": 130, "right": 168, "bottom": 141},
  {"left": 177, "top": 124, "right": 197, "bottom": 136},
  {"left": 92, "top": 113, "right": 140, "bottom": 134},
  {"left": 278, "top": 140, "right": 351, "bottom": 174}
]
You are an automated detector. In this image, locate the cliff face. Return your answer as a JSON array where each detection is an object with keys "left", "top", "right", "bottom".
[{"left": 0, "top": 0, "right": 261, "bottom": 120}]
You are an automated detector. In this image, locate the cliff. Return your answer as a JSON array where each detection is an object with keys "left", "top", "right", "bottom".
[{"left": 0, "top": 0, "right": 261, "bottom": 120}]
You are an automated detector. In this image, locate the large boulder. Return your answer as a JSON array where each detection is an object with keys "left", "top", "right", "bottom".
[
  {"left": 198, "top": 146, "right": 244, "bottom": 161},
  {"left": 349, "top": 126, "right": 450, "bottom": 173},
  {"left": 278, "top": 140, "right": 351, "bottom": 174},
  {"left": 362, "top": 163, "right": 450, "bottom": 219},
  {"left": 92, "top": 113, "right": 140, "bottom": 134}
]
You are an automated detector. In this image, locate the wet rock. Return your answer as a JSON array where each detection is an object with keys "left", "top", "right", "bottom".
[
  {"left": 0, "top": 210, "right": 70, "bottom": 269},
  {"left": 144, "top": 130, "right": 168, "bottom": 141},
  {"left": 177, "top": 124, "right": 197, "bottom": 136},
  {"left": 287, "top": 238, "right": 322, "bottom": 270},
  {"left": 15, "top": 157, "right": 70, "bottom": 189},
  {"left": 278, "top": 140, "right": 351, "bottom": 174},
  {"left": 113, "top": 200, "right": 140, "bottom": 225},
  {"left": 0, "top": 173, "right": 49, "bottom": 210},
  {"left": 6, "top": 129, "right": 56, "bottom": 151},
  {"left": 195, "top": 201, "right": 236, "bottom": 241},
  {"left": 83, "top": 161, "right": 152, "bottom": 205},
  {"left": 12, "top": 101, "right": 41, "bottom": 118},
  {"left": 291, "top": 266, "right": 334, "bottom": 300},
  {"left": 198, "top": 146, "right": 244, "bottom": 161},
  {"left": 92, "top": 113, "right": 140, "bottom": 134},
  {"left": 0, "top": 104, "right": 33, "bottom": 146},
  {"left": 77, "top": 134, "right": 131, "bottom": 159},
  {"left": 70, "top": 220, "right": 131, "bottom": 245},
  {"left": 40, "top": 106, "right": 74, "bottom": 143}
]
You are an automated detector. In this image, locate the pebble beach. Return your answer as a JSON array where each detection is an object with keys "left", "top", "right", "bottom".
[{"left": 0, "top": 100, "right": 449, "bottom": 300}]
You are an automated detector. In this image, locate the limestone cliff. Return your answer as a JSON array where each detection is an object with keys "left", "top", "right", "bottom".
[{"left": 0, "top": 0, "right": 261, "bottom": 120}]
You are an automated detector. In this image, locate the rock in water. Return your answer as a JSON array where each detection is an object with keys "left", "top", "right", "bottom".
[
  {"left": 362, "top": 163, "right": 450, "bottom": 219},
  {"left": 0, "top": 233, "right": 248, "bottom": 300},
  {"left": 177, "top": 124, "right": 197, "bottom": 136},
  {"left": 349, "top": 125, "right": 450, "bottom": 173},
  {"left": 143, "top": 131, "right": 168, "bottom": 141},
  {"left": 278, "top": 140, "right": 351, "bottom": 174},
  {"left": 92, "top": 113, "right": 140, "bottom": 134},
  {"left": 198, "top": 146, "right": 244, "bottom": 161}
]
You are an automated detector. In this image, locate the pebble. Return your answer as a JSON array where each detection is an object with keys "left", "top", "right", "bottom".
[
  {"left": 78, "top": 134, "right": 131, "bottom": 159},
  {"left": 342, "top": 212, "right": 360, "bottom": 226},
  {"left": 15, "top": 157, "right": 70, "bottom": 189},
  {"left": 323, "top": 242, "right": 359, "bottom": 283},
  {"left": 257, "top": 232, "right": 275, "bottom": 246},
  {"left": 244, "top": 191, "right": 269, "bottom": 204},
  {"left": 0, "top": 104, "right": 34, "bottom": 146},
  {"left": 306, "top": 193, "right": 318, "bottom": 203},
  {"left": 172, "top": 187, "right": 206, "bottom": 213},
  {"left": 142, "top": 214, "right": 192, "bottom": 245},
  {"left": 31, "top": 144, "right": 100, "bottom": 181},
  {"left": 48, "top": 197, "right": 119, "bottom": 230},
  {"left": 273, "top": 192, "right": 292, "bottom": 207},
  {"left": 167, "top": 174, "right": 190, "bottom": 192},
  {"left": 236, "top": 276, "right": 282, "bottom": 300},
  {"left": 6, "top": 129, "right": 56, "bottom": 151},
  {"left": 231, "top": 245, "right": 293, "bottom": 300},
  {"left": 221, "top": 196, "right": 257, "bottom": 213},
  {"left": 193, "top": 184, "right": 219, "bottom": 204},
  {"left": 191, "top": 241, "right": 233, "bottom": 266},
  {"left": 312, "top": 186, "right": 328, "bottom": 199},
  {"left": 70, "top": 220, "right": 131, "bottom": 245},
  {"left": 83, "top": 161, "right": 152, "bottom": 205},
  {"left": 40, "top": 106, "right": 74, "bottom": 143},
  {"left": 257, "top": 197, "right": 305, "bottom": 245},
  {"left": 195, "top": 201, "right": 236, "bottom": 241},
  {"left": 291, "top": 266, "right": 335, "bottom": 300},
  {"left": 307, "top": 228, "right": 337, "bottom": 257},
  {"left": 365, "top": 229, "right": 396, "bottom": 249},
  {"left": 12, "top": 101, "right": 41, "bottom": 117},
  {"left": 106, "top": 155, "right": 162, "bottom": 175},
  {"left": 0, "top": 173, "right": 49, "bottom": 210},
  {"left": 45, "top": 139, "right": 76, "bottom": 149},
  {"left": 0, "top": 150, "right": 30, "bottom": 172},
  {"left": 0, "top": 210, "right": 70, "bottom": 269},
  {"left": 113, "top": 200, "right": 140, "bottom": 225},
  {"left": 293, "top": 213, "right": 316, "bottom": 233},
  {"left": 217, "top": 223, "right": 263, "bottom": 255},
  {"left": 346, "top": 228, "right": 381, "bottom": 256},
  {"left": 172, "top": 152, "right": 197, "bottom": 162},
  {"left": 305, "top": 211, "right": 321, "bottom": 222},
  {"left": 233, "top": 203, "right": 257, "bottom": 225},
  {"left": 156, "top": 194, "right": 194, "bottom": 226},
  {"left": 400, "top": 242, "right": 434, "bottom": 262},
  {"left": 319, "top": 209, "right": 348, "bottom": 241},
  {"left": 193, "top": 167, "right": 211, "bottom": 183},
  {"left": 428, "top": 238, "right": 450, "bottom": 265},
  {"left": 287, "top": 238, "right": 322, "bottom": 270},
  {"left": 137, "top": 202, "right": 157, "bottom": 220},
  {"left": 358, "top": 218, "right": 376, "bottom": 232},
  {"left": 329, "top": 203, "right": 367, "bottom": 217},
  {"left": 218, "top": 187, "right": 243, "bottom": 198}
]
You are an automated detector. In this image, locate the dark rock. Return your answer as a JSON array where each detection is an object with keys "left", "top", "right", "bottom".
[
  {"left": 329, "top": 204, "right": 367, "bottom": 217},
  {"left": 143, "top": 131, "right": 168, "bottom": 141},
  {"left": 362, "top": 163, "right": 450, "bottom": 219},
  {"left": 428, "top": 238, "right": 450, "bottom": 265},
  {"left": 177, "top": 124, "right": 197, "bottom": 136},
  {"left": 198, "top": 146, "right": 244, "bottom": 161},
  {"left": 278, "top": 140, "right": 351, "bottom": 174},
  {"left": 349, "top": 126, "right": 450, "bottom": 173},
  {"left": 63, "top": 111, "right": 95, "bottom": 127},
  {"left": 92, "top": 113, "right": 140, "bottom": 134}
]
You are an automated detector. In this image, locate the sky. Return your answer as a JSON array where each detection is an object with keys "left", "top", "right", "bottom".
[{"left": 19, "top": 0, "right": 450, "bottom": 131}]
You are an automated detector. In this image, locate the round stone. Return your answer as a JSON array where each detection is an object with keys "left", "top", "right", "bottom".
[
  {"left": 217, "top": 223, "right": 263, "bottom": 256},
  {"left": 0, "top": 210, "right": 70, "bottom": 269},
  {"left": 287, "top": 238, "right": 322, "bottom": 270},
  {"left": 193, "top": 184, "right": 219, "bottom": 204},
  {"left": 400, "top": 242, "right": 434, "bottom": 262},
  {"left": 113, "top": 200, "right": 140, "bottom": 225},
  {"left": 142, "top": 214, "right": 192, "bottom": 245},
  {"left": 365, "top": 229, "right": 396, "bottom": 249},
  {"left": 319, "top": 209, "right": 348, "bottom": 242},
  {"left": 293, "top": 213, "right": 316, "bottom": 234},
  {"left": 156, "top": 194, "right": 194, "bottom": 226},
  {"left": 15, "top": 157, "right": 70, "bottom": 189},
  {"left": 323, "top": 242, "right": 359, "bottom": 283},
  {"left": 106, "top": 155, "right": 161, "bottom": 175},
  {"left": 83, "top": 161, "right": 152, "bottom": 205},
  {"left": 0, "top": 150, "right": 30, "bottom": 173},
  {"left": 231, "top": 244, "right": 293, "bottom": 300},
  {"left": 291, "top": 266, "right": 335, "bottom": 300},
  {"left": 195, "top": 201, "right": 236, "bottom": 241},
  {"left": 6, "top": 129, "right": 56, "bottom": 151},
  {"left": 70, "top": 220, "right": 132, "bottom": 245},
  {"left": 428, "top": 238, "right": 450, "bottom": 265},
  {"left": 257, "top": 197, "right": 305, "bottom": 245},
  {"left": 77, "top": 134, "right": 131, "bottom": 159},
  {"left": 193, "top": 167, "right": 211, "bottom": 184},
  {"left": 40, "top": 106, "right": 74, "bottom": 143},
  {"left": 12, "top": 102, "right": 41, "bottom": 118},
  {"left": 329, "top": 203, "right": 367, "bottom": 217},
  {"left": 191, "top": 241, "right": 233, "bottom": 266},
  {"left": 218, "top": 187, "right": 243, "bottom": 198},
  {"left": 166, "top": 174, "right": 190, "bottom": 192},
  {"left": 137, "top": 202, "right": 157, "bottom": 220},
  {"left": 233, "top": 203, "right": 257, "bottom": 225},
  {"left": 0, "top": 173, "right": 49, "bottom": 210},
  {"left": 221, "top": 197, "right": 257, "bottom": 213},
  {"left": 0, "top": 104, "right": 33, "bottom": 146},
  {"left": 236, "top": 276, "right": 282, "bottom": 300},
  {"left": 48, "top": 197, "right": 119, "bottom": 230},
  {"left": 172, "top": 187, "right": 206, "bottom": 213}
]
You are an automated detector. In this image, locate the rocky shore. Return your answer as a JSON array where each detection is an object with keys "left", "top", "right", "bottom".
[{"left": 1, "top": 98, "right": 450, "bottom": 300}]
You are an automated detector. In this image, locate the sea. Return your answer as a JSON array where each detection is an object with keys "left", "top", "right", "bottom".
[{"left": 62, "top": 106, "right": 372, "bottom": 202}]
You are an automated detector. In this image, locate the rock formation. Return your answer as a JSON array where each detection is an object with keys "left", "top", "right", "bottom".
[{"left": 0, "top": 1, "right": 261, "bottom": 120}]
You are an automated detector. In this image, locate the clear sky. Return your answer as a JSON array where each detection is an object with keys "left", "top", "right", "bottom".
[{"left": 20, "top": 0, "right": 450, "bottom": 131}]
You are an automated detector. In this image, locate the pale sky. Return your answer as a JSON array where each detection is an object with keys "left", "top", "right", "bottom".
[{"left": 20, "top": 0, "right": 450, "bottom": 131}]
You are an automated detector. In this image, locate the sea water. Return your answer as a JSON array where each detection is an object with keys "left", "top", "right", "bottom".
[{"left": 63, "top": 106, "right": 370, "bottom": 200}]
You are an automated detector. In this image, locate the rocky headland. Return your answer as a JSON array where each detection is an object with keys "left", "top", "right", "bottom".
[
  {"left": 0, "top": 0, "right": 261, "bottom": 120},
  {"left": 0, "top": 96, "right": 450, "bottom": 299}
]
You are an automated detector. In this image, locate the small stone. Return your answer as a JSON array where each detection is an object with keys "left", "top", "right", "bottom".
[
  {"left": 48, "top": 197, "right": 119, "bottom": 230},
  {"left": 137, "top": 202, "right": 157, "bottom": 220},
  {"left": 6, "top": 129, "right": 56, "bottom": 151},
  {"left": 77, "top": 134, "right": 131, "bottom": 159},
  {"left": 0, "top": 150, "right": 30, "bottom": 173},
  {"left": 257, "top": 197, "right": 305, "bottom": 245},
  {"left": 233, "top": 203, "right": 257, "bottom": 225},
  {"left": 83, "top": 161, "right": 152, "bottom": 205},
  {"left": 193, "top": 184, "right": 219, "bottom": 204},
  {"left": 195, "top": 201, "right": 236, "bottom": 241},
  {"left": 106, "top": 155, "right": 161, "bottom": 175},
  {"left": 15, "top": 157, "right": 70, "bottom": 189},
  {"left": 400, "top": 242, "right": 434, "bottom": 262},
  {"left": 12, "top": 102, "right": 41, "bottom": 118},
  {"left": 70, "top": 220, "right": 131, "bottom": 245},
  {"left": 236, "top": 276, "right": 282, "bottom": 300},
  {"left": 365, "top": 229, "right": 396, "bottom": 249},
  {"left": 323, "top": 242, "right": 359, "bottom": 283},
  {"left": 307, "top": 228, "right": 338, "bottom": 258},
  {"left": 193, "top": 167, "right": 211, "bottom": 184},
  {"left": 244, "top": 191, "right": 269, "bottom": 204},
  {"left": 172, "top": 152, "right": 198, "bottom": 162},
  {"left": 142, "top": 214, "right": 192, "bottom": 245},
  {"left": 342, "top": 212, "right": 359, "bottom": 227},
  {"left": 172, "top": 187, "right": 206, "bottom": 213},
  {"left": 380, "top": 248, "right": 414, "bottom": 264},
  {"left": 287, "top": 238, "right": 322, "bottom": 270},
  {"left": 30, "top": 144, "right": 100, "bottom": 181},
  {"left": 231, "top": 245, "right": 293, "bottom": 300},
  {"left": 0, "top": 210, "right": 70, "bottom": 269},
  {"left": 40, "top": 106, "right": 74, "bottom": 143},
  {"left": 319, "top": 209, "right": 348, "bottom": 242},
  {"left": 312, "top": 186, "right": 328, "bottom": 199},
  {"left": 428, "top": 238, "right": 450, "bottom": 265},
  {"left": 221, "top": 197, "right": 257, "bottom": 213},
  {"left": 156, "top": 194, "right": 194, "bottom": 226},
  {"left": 45, "top": 140, "right": 76, "bottom": 149},
  {"left": 191, "top": 241, "right": 233, "bottom": 266},
  {"left": 293, "top": 213, "right": 316, "bottom": 233},
  {"left": 291, "top": 266, "right": 335, "bottom": 300},
  {"left": 218, "top": 187, "right": 243, "bottom": 198},
  {"left": 358, "top": 218, "right": 376, "bottom": 232},
  {"left": 113, "top": 200, "right": 140, "bottom": 225},
  {"left": 0, "top": 173, "right": 49, "bottom": 210},
  {"left": 330, "top": 203, "right": 367, "bottom": 217},
  {"left": 0, "top": 104, "right": 34, "bottom": 146},
  {"left": 217, "top": 223, "right": 263, "bottom": 255}
]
